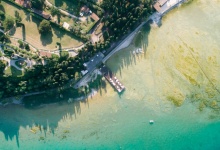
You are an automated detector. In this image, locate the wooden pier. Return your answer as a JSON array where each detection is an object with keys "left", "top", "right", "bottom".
[{"left": 100, "top": 66, "right": 125, "bottom": 93}]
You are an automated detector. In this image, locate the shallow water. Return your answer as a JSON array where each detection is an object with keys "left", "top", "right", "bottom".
[{"left": 1, "top": 0, "right": 220, "bottom": 149}]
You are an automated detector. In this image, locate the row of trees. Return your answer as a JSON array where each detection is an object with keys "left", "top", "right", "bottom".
[
  {"left": 0, "top": 37, "right": 112, "bottom": 98},
  {"left": 101, "top": 0, "right": 153, "bottom": 42},
  {"left": 30, "top": 0, "right": 45, "bottom": 10},
  {"left": 0, "top": 54, "right": 83, "bottom": 98}
]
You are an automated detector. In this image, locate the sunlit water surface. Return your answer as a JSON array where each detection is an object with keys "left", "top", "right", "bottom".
[{"left": 1, "top": 0, "right": 220, "bottom": 149}]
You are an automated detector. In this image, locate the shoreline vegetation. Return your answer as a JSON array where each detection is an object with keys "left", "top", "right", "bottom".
[{"left": 0, "top": 0, "right": 191, "bottom": 107}]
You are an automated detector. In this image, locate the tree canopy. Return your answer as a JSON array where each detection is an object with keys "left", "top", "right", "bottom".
[
  {"left": 30, "top": 0, "right": 45, "bottom": 10},
  {"left": 0, "top": 60, "right": 6, "bottom": 76},
  {"left": 50, "top": 7, "right": 60, "bottom": 17},
  {"left": 38, "top": 19, "right": 51, "bottom": 34},
  {"left": 101, "top": 0, "right": 152, "bottom": 42},
  {"left": 3, "top": 17, "right": 14, "bottom": 31}
]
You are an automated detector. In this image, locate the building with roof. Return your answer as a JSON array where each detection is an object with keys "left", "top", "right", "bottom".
[
  {"left": 90, "top": 13, "right": 100, "bottom": 22},
  {"left": 153, "top": 0, "right": 168, "bottom": 13},
  {"left": 39, "top": 51, "right": 52, "bottom": 58},
  {"left": 63, "top": 22, "right": 70, "bottom": 30},
  {"left": 81, "top": 52, "right": 104, "bottom": 75},
  {"left": 158, "top": 0, "right": 168, "bottom": 6}
]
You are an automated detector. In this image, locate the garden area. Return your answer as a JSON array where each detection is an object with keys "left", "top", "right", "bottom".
[
  {"left": 48, "top": 0, "right": 80, "bottom": 15},
  {"left": 74, "top": 16, "right": 97, "bottom": 34},
  {"left": 1, "top": 1, "right": 84, "bottom": 51},
  {"left": 15, "top": 60, "right": 26, "bottom": 68},
  {"left": 4, "top": 66, "right": 23, "bottom": 77}
]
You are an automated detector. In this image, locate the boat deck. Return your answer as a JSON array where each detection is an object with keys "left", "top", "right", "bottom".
[{"left": 100, "top": 66, "right": 125, "bottom": 93}]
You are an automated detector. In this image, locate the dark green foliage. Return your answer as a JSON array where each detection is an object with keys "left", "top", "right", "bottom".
[
  {"left": 101, "top": 0, "right": 153, "bottom": 42},
  {"left": 30, "top": 0, "right": 45, "bottom": 10},
  {"left": 3, "top": 48, "right": 14, "bottom": 57},
  {"left": 24, "top": 43, "right": 30, "bottom": 51},
  {"left": 3, "top": 16, "right": 14, "bottom": 31},
  {"left": 0, "top": 34, "right": 10, "bottom": 43},
  {"left": 18, "top": 40, "right": 24, "bottom": 48},
  {"left": 0, "top": 60, "right": 6, "bottom": 76},
  {"left": 0, "top": 10, "right": 5, "bottom": 20},
  {"left": 38, "top": 19, "right": 51, "bottom": 34},
  {"left": 14, "top": 10, "right": 22, "bottom": 23},
  {"left": 50, "top": 6, "right": 60, "bottom": 17},
  {"left": 0, "top": 54, "right": 86, "bottom": 98}
]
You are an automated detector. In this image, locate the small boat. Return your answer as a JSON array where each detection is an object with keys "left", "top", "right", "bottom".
[
  {"left": 138, "top": 48, "right": 144, "bottom": 53},
  {"left": 149, "top": 120, "right": 154, "bottom": 124}
]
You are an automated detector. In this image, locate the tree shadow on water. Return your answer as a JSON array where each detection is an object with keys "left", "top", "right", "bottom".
[
  {"left": 108, "top": 22, "right": 151, "bottom": 77},
  {"left": 0, "top": 88, "right": 89, "bottom": 148}
]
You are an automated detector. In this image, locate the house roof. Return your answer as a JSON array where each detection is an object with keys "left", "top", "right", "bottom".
[
  {"left": 80, "top": 6, "right": 90, "bottom": 13},
  {"left": 90, "top": 13, "right": 100, "bottom": 21},
  {"left": 39, "top": 51, "right": 52, "bottom": 58},
  {"left": 153, "top": 2, "right": 162, "bottom": 12},
  {"left": 63, "top": 22, "right": 70, "bottom": 29},
  {"left": 158, "top": 0, "right": 168, "bottom": 6},
  {"left": 83, "top": 52, "right": 104, "bottom": 72}
]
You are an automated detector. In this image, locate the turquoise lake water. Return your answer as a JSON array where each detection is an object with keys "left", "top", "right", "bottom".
[{"left": 1, "top": 0, "right": 220, "bottom": 149}]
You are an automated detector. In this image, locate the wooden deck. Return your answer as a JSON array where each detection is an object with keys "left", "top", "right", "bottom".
[{"left": 100, "top": 66, "right": 125, "bottom": 93}]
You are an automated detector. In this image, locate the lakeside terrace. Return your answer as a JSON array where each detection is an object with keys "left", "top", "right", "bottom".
[
  {"left": 75, "top": 0, "right": 188, "bottom": 90},
  {"left": 100, "top": 66, "right": 125, "bottom": 93},
  {"left": 78, "top": 52, "right": 125, "bottom": 93}
]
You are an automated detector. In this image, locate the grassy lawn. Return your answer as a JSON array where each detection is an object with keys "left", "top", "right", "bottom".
[
  {"left": 80, "top": 17, "right": 97, "bottom": 33},
  {"left": 60, "top": 15, "right": 75, "bottom": 25},
  {"left": 48, "top": 0, "right": 79, "bottom": 15},
  {"left": 2, "top": 1, "right": 84, "bottom": 51},
  {"left": 4, "top": 66, "right": 23, "bottom": 77}
]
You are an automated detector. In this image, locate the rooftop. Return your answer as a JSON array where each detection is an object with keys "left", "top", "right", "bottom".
[
  {"left": 63, "top": 22, "right": 70, "bottom": 30},
  {"left": 90, "top": 13, "right": 100, "bottom": 22},
  {"left": 39, "top": 51, "right": 52, "bottom": 58},
  {"left": 83, "top": 52, "right": 104, "bottom": 72},
  {"left": 158, "top": 0, "right": 168, "bottom": 6}
]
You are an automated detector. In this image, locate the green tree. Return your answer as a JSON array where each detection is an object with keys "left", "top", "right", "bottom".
[
  {"left": 30, "top": 0, "right": 45, "bottom": 10},
  {"left": 0, "top": 60, "right": 6, "bottom": 76},
  {"left": 15, "top": 10, "right": 22, "bottom": 23},
  {"left": 25, "top": 43, "right": 30, "bottom": 51},
  {"left": 3, "top": 17, "right": 14, "bottom": 31},
  {"left": 0, "top": 10, "right": 5, "bottom": 20},
  {"left": 50, "top": 7, "right": 60, "bottom": 17},
  {"left": 38, "top": 20, "right": 51, "bottom": 34}
]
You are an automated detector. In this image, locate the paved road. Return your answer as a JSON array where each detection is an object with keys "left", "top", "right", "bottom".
[
  {"left": 0, "top": 56, "right": 23, "bottom": 70},
  {"left": 74, "top": 0, "right": 188, "bottom": 88}
]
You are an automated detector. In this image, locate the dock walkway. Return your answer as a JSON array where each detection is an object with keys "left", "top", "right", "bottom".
[{"left": 100, "top": 66, "right": 125, "bottom": 93}]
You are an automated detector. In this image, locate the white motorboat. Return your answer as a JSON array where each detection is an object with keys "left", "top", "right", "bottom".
[{"left": 149, "top": 120, "right": 154, "bottom": 124}]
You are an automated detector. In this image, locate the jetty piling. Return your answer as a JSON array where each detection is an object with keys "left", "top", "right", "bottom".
[{"left": 100, "top": 66, "right": 125, "bottom": 93}]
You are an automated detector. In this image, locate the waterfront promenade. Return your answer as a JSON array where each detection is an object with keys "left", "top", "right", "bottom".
[
  {"left": 103, "top": 0, "right": 187, "bottom": 63},
  {"left": 74, "top": 0, "right": 188, "bottom": 90},
  {"left": 100, "top": 66, "right": 125, "bottom": 93}
]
